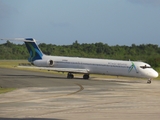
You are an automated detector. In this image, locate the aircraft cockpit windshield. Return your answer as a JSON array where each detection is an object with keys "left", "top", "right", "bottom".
[{"left": 140, "top": 65, "right": 152, "bottom": 69}]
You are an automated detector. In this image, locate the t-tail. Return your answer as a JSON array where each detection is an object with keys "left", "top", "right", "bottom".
[
  {"left": 1, "top": 38, "right": 44, "bottom": 62},
  {"left": 24, "top": 38, "right": 43, "bottom": 62}
]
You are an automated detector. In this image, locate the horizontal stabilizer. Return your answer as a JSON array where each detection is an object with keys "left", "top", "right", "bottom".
[
  {"left": 18, "top": 66, "right": 89, "bottom": 74},
  {"left": 1, "top": 38, "right": 36, "bottom": 42}
]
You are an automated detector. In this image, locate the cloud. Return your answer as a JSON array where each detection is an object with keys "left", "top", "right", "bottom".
[{"left": 128, "top": 0, "right": 160, "bottom": 6}]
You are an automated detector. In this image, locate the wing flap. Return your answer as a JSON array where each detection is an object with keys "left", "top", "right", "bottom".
[{"left": 18, "top": 66, "right": 89, "bottom": 73}]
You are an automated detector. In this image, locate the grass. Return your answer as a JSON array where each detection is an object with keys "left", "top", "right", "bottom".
[
  {"left": 0, "top": 60, "right": 27, "bottom": 68},
  {"left": 0, "top": 88, "right": 16, "bottom": 94}
]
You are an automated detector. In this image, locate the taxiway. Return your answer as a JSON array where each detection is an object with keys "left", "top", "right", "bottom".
[{"left": 0, "top": 68, "right": 160, "bottom": 120}]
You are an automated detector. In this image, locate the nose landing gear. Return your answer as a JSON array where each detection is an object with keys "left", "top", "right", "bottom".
[{"left": 147, "top": 78, "right": 152, "bottom": 84}]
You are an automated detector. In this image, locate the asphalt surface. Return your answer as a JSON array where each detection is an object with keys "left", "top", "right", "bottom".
[{"left": 0, "top": 68, "right": 160, "bottom": 120}]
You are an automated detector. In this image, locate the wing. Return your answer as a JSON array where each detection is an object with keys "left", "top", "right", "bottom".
[{"left": 18, "top": 66, "right": 89, "bottom": 74}]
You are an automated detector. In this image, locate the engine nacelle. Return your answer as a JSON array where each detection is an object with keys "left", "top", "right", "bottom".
[{"left": 33, "top": 60, "right": 54, "bottom": 67}]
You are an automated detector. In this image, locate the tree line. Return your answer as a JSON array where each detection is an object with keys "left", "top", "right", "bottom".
[{"left": 0, "top": 40, "right": 160, "bottom": 68}]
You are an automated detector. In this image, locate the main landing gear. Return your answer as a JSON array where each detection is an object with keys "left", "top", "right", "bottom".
[
  {"left": 83, "top": 74, "right": 90, "bottom": 79},
  {"left": 67, "top": 72, "right": 89, "bottom": 79},
  {"left": 67, "top": 73, "right": 74, "bottom": 79},
  {"left": 147, "top": 78, "right": 152, "bottom": 84}
]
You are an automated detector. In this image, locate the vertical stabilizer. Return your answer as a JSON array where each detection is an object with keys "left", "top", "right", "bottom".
[{"left": 24, "top": 38, "right": 43, "bottom": 62}]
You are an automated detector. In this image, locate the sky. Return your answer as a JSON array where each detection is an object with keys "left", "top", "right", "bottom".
[{"left": 0, "top": 0, "right": 160, "bottom": 46}]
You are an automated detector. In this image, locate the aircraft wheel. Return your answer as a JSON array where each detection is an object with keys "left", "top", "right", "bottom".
[
  {"left": 67, "top": 73, "right": 74, "bottom": 79},
  {"left": 147, "top": 79, "right": 151, "bottom": 84},
  {"left": 83, "top": 74, "right": 89, "bottom": 79}
]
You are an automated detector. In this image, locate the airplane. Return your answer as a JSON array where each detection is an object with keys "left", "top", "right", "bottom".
[{"left": 1, "top": 38, "right": 159, "bottom": 83}]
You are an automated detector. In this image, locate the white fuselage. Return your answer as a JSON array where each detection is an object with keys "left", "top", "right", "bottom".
[
  {"left": 1, "top": 38, "right": 158, "bottom": 79},
  {"left": 34, "top": 55, "right": 159, "bottom": 79}
]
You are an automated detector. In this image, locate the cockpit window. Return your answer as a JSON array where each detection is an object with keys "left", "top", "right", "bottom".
[{"left": 140, "top": 65, "right": 151, "bottom": 69}]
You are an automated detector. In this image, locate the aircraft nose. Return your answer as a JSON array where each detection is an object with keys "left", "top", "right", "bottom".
[{"left": 152, "top": 71, "right": 159, "bottom": 78}]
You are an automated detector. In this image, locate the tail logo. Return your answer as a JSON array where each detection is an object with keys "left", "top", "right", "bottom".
[{"left": 26, "top": 42, "right": 42, "bottom": 62}]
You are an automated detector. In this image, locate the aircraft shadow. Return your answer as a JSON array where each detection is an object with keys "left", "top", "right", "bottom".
[
  {"left": 1, "top": 74, "right": 86, "bottom": 80},
  {"left": 1, "top": 74, "right": 143, "bottom": 83},
  {"left": 2, "top": 74, "right": 66, "bottom": 79},
  {"left": 0, "top": 118, "right": 64, "bottom": 120}
]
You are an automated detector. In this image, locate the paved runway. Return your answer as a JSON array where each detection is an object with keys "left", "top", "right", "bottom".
[{"left": 0, "top": 68, "right": 160, "bottom": 120}]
